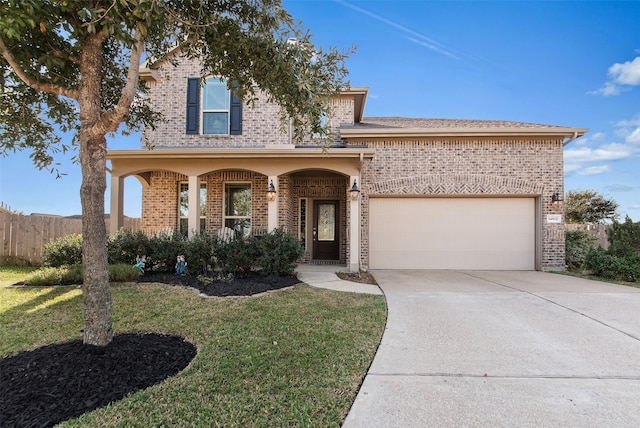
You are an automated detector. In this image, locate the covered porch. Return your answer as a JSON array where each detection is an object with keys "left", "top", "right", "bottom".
[{"left": 107, "top": 147, "right": 374, "bottom": 272}]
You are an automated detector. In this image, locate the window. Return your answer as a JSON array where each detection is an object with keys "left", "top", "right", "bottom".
[
  {"left": 299, "top": 198, "right": 307, "bottom": 251},
  {"left": 224, "top": 183, "right": 251, "bottom": 238},
  {"left": 179, "top": 182, "right": 207, "bottom": 235},
  {"left": 186, "top": 77, "right": 242, "bottom": 135},
  {"left": 202, "top": 77, "right": 230, "bottom": 135}
]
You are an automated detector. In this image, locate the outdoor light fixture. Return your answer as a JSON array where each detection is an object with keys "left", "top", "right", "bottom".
[
  {"left": 267, "top": 180, "right": 277, "bottom": 201},
  {"left": 349, "top": 179, "right": 361, "bottom": 200},
  {"left": 551, "top": 192, "right": 564, "bottom": 204}
]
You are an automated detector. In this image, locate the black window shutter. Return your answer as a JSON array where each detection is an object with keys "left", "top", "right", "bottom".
[
  {"left": 186, "top": 77, "right": 200, "bottom": 134},
  {"left": 229, "top": 81, "right": 243, "bottom": 135}
]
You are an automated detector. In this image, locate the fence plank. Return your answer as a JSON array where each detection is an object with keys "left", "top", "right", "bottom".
[{"left": 0, "top": 213, "right": 140, "bottom": 265}]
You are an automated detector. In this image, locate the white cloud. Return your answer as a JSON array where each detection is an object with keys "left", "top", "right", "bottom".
[
  {"left": 625, "top": 127, "right": 640, "bottom": 144},
  {"left": 564, "top": 142, "right": 633, "bottom": 163},
  {"left": 577, "top": 165, "right": 610, "bottom": 175},
  {"left": 609, "top": 56, "right": 640, "bottom": 86},
  {"left": 590, "top": 56, "right": 640, "bottom": 96},
  {"left": 605, "top": 184, "right": 637, "bottom": 192}
]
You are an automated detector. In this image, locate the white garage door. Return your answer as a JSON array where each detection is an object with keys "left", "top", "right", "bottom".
[{"left": 369, "top": 198, "right": 535, "bottom": 270}]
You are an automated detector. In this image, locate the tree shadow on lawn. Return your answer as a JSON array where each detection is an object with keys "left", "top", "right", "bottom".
[{"left": 1, "top": 272, "right": 299, "bottom": 427}]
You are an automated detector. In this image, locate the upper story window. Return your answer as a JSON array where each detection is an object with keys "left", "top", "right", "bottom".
[
  {"left": 186, "top": 77, "right": 242, "bottom": 136},
  {"left": 202, "top": 77, "right": 230, "bottom": 135}
]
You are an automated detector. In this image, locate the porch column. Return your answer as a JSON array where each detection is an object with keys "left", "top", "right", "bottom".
[
  {"left": 109, "top": 175, "right": 124, "bottom": 234},
  {"left": 267, "top": 175, "right": 279, "bottom": 232},
  {"left": 187, "top": 175, "right": 201, "bottom": 238},
  {"left": 349, "top": 175, "right": 360, "bottom": 272}
]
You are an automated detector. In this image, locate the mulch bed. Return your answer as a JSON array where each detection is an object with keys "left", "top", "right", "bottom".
[
  {"left": 1, "top": 272, "right": 299, "bottom": 427},
  {"left": 138, "top": 270, "right": 301, "bottom": 296}
]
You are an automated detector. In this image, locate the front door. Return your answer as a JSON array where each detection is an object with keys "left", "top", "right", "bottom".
[{"left": 313, "top": 200, "right": 340, "bottom": 260}]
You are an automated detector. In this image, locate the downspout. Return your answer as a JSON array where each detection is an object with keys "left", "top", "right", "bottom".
[{"left": 562, "top": 131, "right": 579, "bottom": 147}]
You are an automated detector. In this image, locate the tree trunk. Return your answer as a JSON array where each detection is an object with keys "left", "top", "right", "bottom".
[{"left": 79, "top": 33, "right": 112, "bottom": 347}]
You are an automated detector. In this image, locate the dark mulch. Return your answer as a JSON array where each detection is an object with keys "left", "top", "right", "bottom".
[
  {"left": 0, "top": 333, "right": 197, "bottom": 428},
  {"left": 138, "top": 270, "right": 301, "bottom": 296},
  {"left": 1, "top": 272, "right": 300, "bottom": 427}
]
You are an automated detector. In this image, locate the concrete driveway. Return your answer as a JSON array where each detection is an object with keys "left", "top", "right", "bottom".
[{"left": 343, "top": 271, "right": 640, "bottom": 427}]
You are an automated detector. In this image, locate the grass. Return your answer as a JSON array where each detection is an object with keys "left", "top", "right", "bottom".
[
  {"left": 1, "top": 268, "right": 386, "bottom": 427},
  {"left": 555, "top": 269, "right": 640, "bottom": 288}
]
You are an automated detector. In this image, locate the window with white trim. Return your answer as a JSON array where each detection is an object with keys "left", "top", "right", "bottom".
[
  {"left": 224, "top": 183, "right": 251, "bottom": 237},
  {"left": 202, "top": 77, "right": 230, "bottom": 135},
  {"left": 179, "top": 182, "right": 207, "bottom": 235}
]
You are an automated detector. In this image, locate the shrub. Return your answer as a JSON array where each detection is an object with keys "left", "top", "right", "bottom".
[
  {"left": 108, "top": 264, "right": 142, "bottom": 282},
  {"left": 257, "top": 227, "right": 304, "bottom": 275},
  {"left": 607, "top": 216, "right": 640, "bottom": 258},
  {"left": 146, "top": 232, "right": 189, "bottom": 272},
  {"left": 565, "top": 229, "right": 596, "bottom": 270},
  {"left": 108, "top": 229, "right": 151, "bottom": 265},
  {"left": 184, "top": 232, "right": 218, "bottom": 275},
  {"left": 43, "top": 234, "right": 83, "bottom": 267},
  {"left": 25, "top": 264, "right": 83, "bottom": 286},
  {"left": 216, "top": 237, "right": 260, "bottom": 277},
  {"left": 584, "top": 247, "right": 640, "bottom": 282}
]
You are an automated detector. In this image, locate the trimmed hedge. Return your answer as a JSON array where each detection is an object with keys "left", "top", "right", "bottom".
[
  {"left": 583, "top": 247, "right": 640, "bottom": 282},
  {"left": 40, "top": 228, "right": 303, "bottom": 277}
]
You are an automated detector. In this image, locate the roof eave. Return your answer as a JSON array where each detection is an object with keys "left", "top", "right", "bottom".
[
  {"left": 340, "top": 127, "right": 589, "bottom": 139},
  {"left": 107, "top": 147, "right": 376, "bottom": 161}
]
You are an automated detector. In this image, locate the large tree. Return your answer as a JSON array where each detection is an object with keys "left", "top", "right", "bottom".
[
  {"left": 0, "top": 0, "right": 351, "bottom": 346},
  {"left": 564, "top": 189, "right": 619, "bottom": 224}
]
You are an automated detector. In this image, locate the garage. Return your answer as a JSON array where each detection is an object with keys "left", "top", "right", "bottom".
[{"left": 369, "top": 197, "right": 536, "bottom": 270}]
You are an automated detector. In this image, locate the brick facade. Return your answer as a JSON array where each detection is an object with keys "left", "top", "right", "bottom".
[{"left": 121, "top": 53, "right": 582, "bottom": 271}]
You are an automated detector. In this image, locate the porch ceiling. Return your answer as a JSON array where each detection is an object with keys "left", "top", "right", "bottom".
[{"left": 107, "top": 147, "right": 374, "bottom": 178}]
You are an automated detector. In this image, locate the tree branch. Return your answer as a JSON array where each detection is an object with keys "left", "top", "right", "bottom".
[
  {"left": 99, "top": 28, "right": 145, "bottom": 134},
  {"left": 0, "top": 36, "right": 79, "bottom": 100}
]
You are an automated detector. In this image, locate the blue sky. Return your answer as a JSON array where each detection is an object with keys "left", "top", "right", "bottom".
[{"left": 1, "top": 0, "right": 639, "bottom": 220}]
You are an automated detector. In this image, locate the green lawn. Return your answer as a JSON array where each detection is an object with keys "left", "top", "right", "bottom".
[{"left": 0, "top": 266, "right": 386, "bottom": 427}]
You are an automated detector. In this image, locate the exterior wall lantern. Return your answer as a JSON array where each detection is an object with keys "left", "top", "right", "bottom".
[
  {"left": 349, "top": 179, "right": 361, "bottom": 200},
  {"left": 267, "top": 180, "right": 277, "bottom": 201},
  {"left": 551, "top": 192, "right": 564, "bottom": 204}
]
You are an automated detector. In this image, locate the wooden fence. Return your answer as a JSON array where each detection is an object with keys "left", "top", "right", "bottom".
[
  {"left": 0, "top": 211, "right": 141, "bottom": 265},
  {"left": 565, "top": 223, "right": 610, "bottom": 249}
]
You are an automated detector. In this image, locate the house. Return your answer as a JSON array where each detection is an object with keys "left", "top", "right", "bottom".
[{"left": 107, "top": 54, "right": 587, "bottom": 272}]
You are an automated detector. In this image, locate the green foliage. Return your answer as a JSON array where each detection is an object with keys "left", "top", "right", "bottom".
[
  {"left": 583, "top": 247, "right": 640, "bottom": 282},
  {"left": 107, "top": 229, "right": 151, "bottom": 265},
  {"left": 25, "top": 264, "right": 83, "bottom": 286},
  {"left": 146, "top": 232, "right": 189, "bottom": 272},
  {"left": 24, "top": 263, "right": 140, "bottom": 286},
  {"left": 565, "top": 229, "right": 596, "bottom": 270},
  {"left": 43, "top": 234, "right": 83, "bottom": 267},
  {"left": 257, "top": 227, "right": 304, "bottom": 275},
  {"left": 108, "top": 264, "right": 142, "bottom": 282},
  {"left": 183, "top": 232, "right": 218, "bottom": 275},
  {"left": 564, "top": 189, "right": 619, "bottom": 224},
  {"left": 607, "top": 216, "right": 640, "bottom": 258},
  {"left": 216, "top": 237, "right": 260, "bottom": 277}
]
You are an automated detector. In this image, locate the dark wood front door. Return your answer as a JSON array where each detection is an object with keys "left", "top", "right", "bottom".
[{"left": 313, "top": 200, "right": 339, "bottom": 260}]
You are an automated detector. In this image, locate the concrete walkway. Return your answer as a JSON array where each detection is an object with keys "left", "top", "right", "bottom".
[
  {"left": 341, "top": 270, "right": 640, "bottom": 428},
  {"left": 296, "top": 264, "right": 383, "bottom": 295}
]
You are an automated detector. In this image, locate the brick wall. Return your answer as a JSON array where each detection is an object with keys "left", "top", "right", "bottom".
[
  {"left": 142, "top": 170, "right": 269, "bottom": 235},
  {"left": 353, "top": 137, "right": 566, "bottom": 270},
  {"left": 142, "top": 55, "right": 352, "bottom": 148}
]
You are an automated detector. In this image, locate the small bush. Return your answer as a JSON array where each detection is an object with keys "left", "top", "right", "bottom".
[
  {"left": 146, "top": 232, "right": 189, "bottom": 272},
  {"left": 607, "top": 216, "right": 640, "bottom": 258},
  {"left": 108, "top": 229, "right": 151, "bottom": 265},
  {"left": 184, "top": 233, "right": 218, "bottom": 275},
  {"left": 257, "top": 227, "right": 304, "bottom": 275},
  {"left": 108, "top": 264, "right": 142, "bottom": 282},
  {"left": 583, "top": 247, "right": 640, "bottom": 282},
  {"left": 25, "top": 264, "right": 84, "bottom": 286},
  {"left": 216, "top": 237, "right": 260, "bottom": 277},
  {"left": 43, "top": 234, "right": 83, "bottom": 267},
  {"left": 565, "top": 229, "right": 596, "bottom": 270},
  {"left": 25, "top": 263, "right": 142, "bottom": 286}
]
